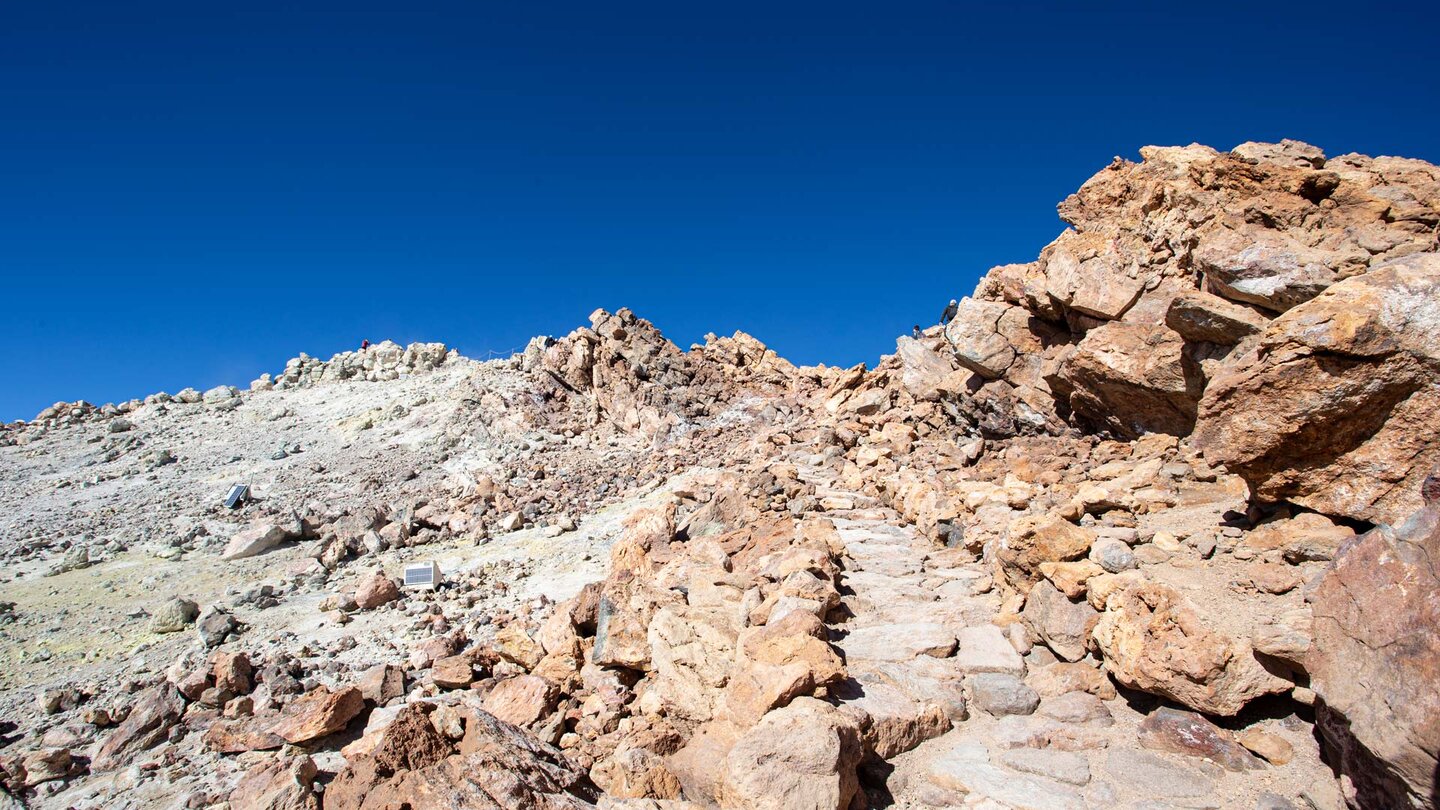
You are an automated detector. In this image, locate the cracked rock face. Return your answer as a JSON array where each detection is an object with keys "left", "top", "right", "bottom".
[
  {"left": 1308, "top": 490, "right": 1440, "bottom": 809},
  {"left": 1193, "top": 254, "right": 1440, "bottom": 525}
]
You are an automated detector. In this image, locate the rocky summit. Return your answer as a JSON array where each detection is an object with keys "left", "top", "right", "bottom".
[{"left": 1, "top": 139, "right": 1437, "bottom": 810}]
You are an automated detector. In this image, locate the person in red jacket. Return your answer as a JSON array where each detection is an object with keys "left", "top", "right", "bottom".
[{"left": 361, "top": 339, "right": 370, "bottom": 350}]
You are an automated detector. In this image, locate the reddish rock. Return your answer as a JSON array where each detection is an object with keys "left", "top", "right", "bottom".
[
  {"left": 1193, "top": 255, "right": 1440, "bottom": 525},
  {"left": 1308, "top": 493, "right": 1440, "bottom": 808},
  {"left": 1137, "top": 707, "right": 1263, "bottom": 772},
  {"left": 325, "top": 703, "right": 595, "bottom": 810},
  {"left": 269, "top": 686, "right": 365, "bottom": 744},
  {"left": 204, "top": 718, "right": 285, "bottom": 753},
  {"left": 1048, "top": 323, "right": 1204, "bottom": 439},
  {"left": 357, "top": 664, "right": 405, "bottom": 704},
  {"left": 721, "top": 697, "right": 863, "bottom": 810},
  {"left": 177, "top": 668, "right": 212, "bottom": 702},
  {"left": 227, "top": 754, "right": 319, "bottom": 810},
  {"left": 354, "top": 573, "right": 401, "bottom": 610},
  {"left": 481, "top": 675, "right": 557, "bottom": 727},
  {"left": 432, "top": 653, "right": 480, "bottom": 690},
  {"left": 19, "top": 748, "right": 73, "bottom": 786},
  {"left": 91, "top": 685, "right": 185, "bottom": 771},
  {"left": 1092, "top": 581, "right": 1289, "bottom": 716},
  {"left": 212, "top": 651, "right": 253, "bottom": 695}
]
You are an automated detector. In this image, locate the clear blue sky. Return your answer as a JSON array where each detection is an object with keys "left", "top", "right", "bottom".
[{"left": 3, "top": 1, "right": 1437, "bottom": 421}]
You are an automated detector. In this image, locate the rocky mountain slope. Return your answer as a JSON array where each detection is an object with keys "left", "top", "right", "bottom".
[{"left": 1, "top": 139, "right": 1436, "bottom": 810}]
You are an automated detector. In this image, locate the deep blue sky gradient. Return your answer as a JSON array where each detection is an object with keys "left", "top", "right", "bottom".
[{"left": 3, "top": 1, "right": 1438, "bottom": 420}]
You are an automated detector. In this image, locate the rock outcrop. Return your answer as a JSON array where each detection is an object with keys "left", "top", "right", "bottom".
[
  {"left": 1193, "top": 254, "right": 1440, "bottom": 525},
  {"left": 3, "top": 139, "right": 1435, "bottom": 810},
  {"left": 1308, "top": 478, "right": 1440, "bottom": 808}
]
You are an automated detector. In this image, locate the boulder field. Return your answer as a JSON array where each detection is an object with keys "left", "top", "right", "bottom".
[{"left": 1, "top": 139, "right": 1436, "bottom": 809}]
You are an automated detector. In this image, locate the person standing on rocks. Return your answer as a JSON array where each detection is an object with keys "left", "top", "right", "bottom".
[
  {"left": 912, "top": 325, "right": 922, "bottom": 339},
  {"left": 361, "top": 339, "right": 370, "bottom": 350},
  {"left": 940, "top": 299, "right": 958, "bottom": 325}
]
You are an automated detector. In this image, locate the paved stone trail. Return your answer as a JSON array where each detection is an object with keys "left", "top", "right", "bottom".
[{"left": 794, "top": 465, "right": 1300, "bottom": 810}]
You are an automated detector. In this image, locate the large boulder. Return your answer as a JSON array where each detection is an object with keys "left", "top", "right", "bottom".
[
  {"left": 1192, "top": 227, "right": 1340, "bottom": 313},
  {"left": 326, "top": 703, "right": 596, "bottom": 810},
  {"left": 720, "top": 698, "right": 862, "bottom": 810},
  {"left": 227, "top": 755, "right": 320, "bottom": 810},
  {"left": 1164, "top": 289, "right": 1269, "bottom": 345},
  {"left": 91, "top": 685, "right": 185, "bottom": 771},
  {"left": 997, "top": 512, "right": 1093, "bottom": 590},
  {"left": 1307, "top": 483, "right": 1440, "bottom": 809},
  {"left": 269, "top": 686, "right": 364, "bottom": 744},
  {"left": 944, "top": 298, "right": 1020, "bottom": 379},
  {"left": 1048, "top": 323, "right": 1204, "bottom": 438},
  {"left": 222, "top": 523, "right": 290, "bottom": 561},
  {"left": 1193, "top": 254, "right": 1440, "bottom": 525},
  {"left": 1092, "top": 581, "right": 1290, "bottom": 716}
]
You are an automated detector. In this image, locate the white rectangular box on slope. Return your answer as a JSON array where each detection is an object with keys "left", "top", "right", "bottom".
[{"left": 403, "top": 561, "right": 441, "bottom": 590}]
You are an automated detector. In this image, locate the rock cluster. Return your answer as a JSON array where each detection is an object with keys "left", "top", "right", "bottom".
[{"left": 1, "top": 139, "right": 1436, "bottom": 810}]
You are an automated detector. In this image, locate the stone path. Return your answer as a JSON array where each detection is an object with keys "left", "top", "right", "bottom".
[{"left": 797, "top": 465, "right": 1322, "bottom": 810}]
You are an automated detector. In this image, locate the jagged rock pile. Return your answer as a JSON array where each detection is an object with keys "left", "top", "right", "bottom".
[
  {"left": 261, "top": 341, "right": 455, "bottom": 389},
  {"left": 1, "top": 139, "right": 1437, "bottom": 810}
]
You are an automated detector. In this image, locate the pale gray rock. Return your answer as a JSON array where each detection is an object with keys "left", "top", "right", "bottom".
[
  {"left": 998, "top": 747, "right": 1091, "bottom": 786},
  {"left": 969, "top": 673, "right": 1039, "bottom": 716},
  {"left": 149, "top": 598, "right": 199, "bottom": 633}
]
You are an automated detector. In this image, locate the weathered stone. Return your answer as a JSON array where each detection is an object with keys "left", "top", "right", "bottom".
[
  {"left": 1165, "top": 289, "right": 1268, "bottom": 345},
  {"left": 953, "top": 624, "right": 1025, "bottom": 675},
  {"left": 223, "top": 523, "right": 290, "bottom": 561},
  {"left": 92, "top": 685, "right": 185, "bottom": 770},
  {"left": 19, "top": 748, "right": 72, "bottom": 786},
  {"left": 212, "top": 651, "right": 253, "bottom": 694},
  {"left": 1193, "top": 255, "right": 1440, "bottom": 525},
  {"left": 1102, "top": 749, "right": 1216, "bottom": 800},
  {"left": 894, "top": 336, "right": 960, "bottom": 401},
  {"left": 1251, "top": 608, "right": 1312, "bottom": 664},
  {"left": 326, "top": 703, "right": 595, "bottom": 809},
  {"left": 1036, "top": 691, "right": 1113, "bottom": 727},
  {"left": 227, "top": 754, "right": 320, "bottom": 810},
  {"left": 646, "top": 604, "right": 739, "bottom": 721},
  {"left": 1138, "top": 707, "right": 1264, "bottom": 771},
  {"left": 721, "top": 698, "right": 862, "bottom": 810},
  {"left": 1026, "top": 661, "right": 1117, "bottom": 700},
  {"left": 1049, "top": 323, "right": 1204, "bottom": 439},
  {"left": 735, "top": 611, "right": 844, "bottom": 686},
  {"left": 1194, "top": 228, "right": 1338, "bottom": 313},
  {"left": 203, "top": 718, "right": 285, "bottom": 753},
  {"left": 357, "top": 664, "right": 405, "bottom": 704},
  {"left": 481, "top": 675, "right": 557, "bottom": 727},
  {"left": 1022, "top": 579, "right": 1098, "bottom": 663},
  {"left": 944, "top": 298, "right": 1018, "bottom": 379},
  {"left": 1039, "top": 559, "right": 1104, "bottom": 599},
  {"left": 968, "top": 673, "right": 1039, "bottom": 716},
  {"left": 1089, "top": 537, "right": 1136, "bottom": 573},
  {"left": 1043, "top": 244, "right": 1146, "bottom": 321},
  {"left": 999, "top": 513, "right": 1094, "bottom": 589},
  {"left": 591, "top": 747, "right": 683, "bottom": 800},
  {"left": 269, "top": 686, "right": 364, "bottom": 744},
  {"left": 354, "top": 572, "right": 400, "bottom": 610},
  {"left": 1308, "top": 496, "right": 1440, "bottom": 808},
  {"left": 836, "top": 662, "right": 957, "bottom": 760},
  {"left": 1241, "top": 512, "right": 1356, "bottom": 562},
  {"left": 1239, "top": 728, "right": 1295, "bottom": 766},
  {"left": 997, "top": 747, "right": 1091, "bottom": 786},
  {"left": 1093, "top": 581, "right": 1289, "bottom": 715},
  {"left": 494, "top": 624, "right": 545, "bottom": 670},
  {"left": 433, "top": 653, "right": 479, "bottom": 690},
  {"left": 593, "top": 574, "right": 675, "bottom": 671},
  {"left": 840, "top": 622, "right": 954, "bottom": 663},
  {"left": 150, "top": 597, "right": 200, "bottom": 633}
]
